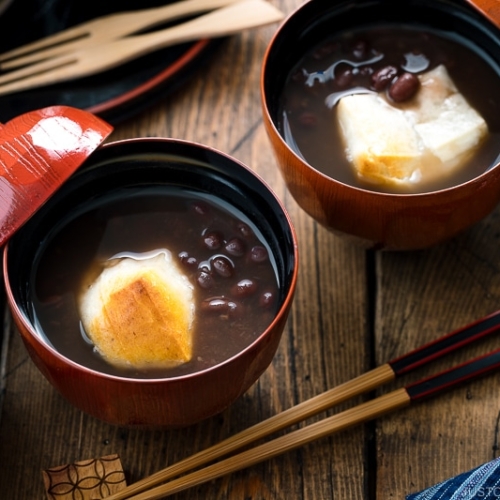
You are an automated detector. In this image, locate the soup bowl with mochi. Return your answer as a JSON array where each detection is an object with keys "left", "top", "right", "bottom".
[
  {"left": 3, "top": 138, "right": 298, "bottom": 428},
  {"left": 261, "top": 0, "right": 500, "bottom": 250}
]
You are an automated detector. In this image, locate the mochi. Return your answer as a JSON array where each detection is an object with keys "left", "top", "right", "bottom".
[
  {"left": 79, "top": 250, "right": 195, "bottom": 369},
  {"left": 337, "top": 65, "right": 488, "bottom": 188}
]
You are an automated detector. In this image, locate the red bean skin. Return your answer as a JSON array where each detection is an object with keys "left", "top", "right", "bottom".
[
  {"left": 231, "top": 279, "right": 258, "bottom": 298},
  {"left": 237, "top": 223, "right": 254, "bottom": 239},
  {"left": 388, "top": 72, "right": 420, "bottom": 102},
  {"left": 191, "top": 201, "right": 210, "bottom": 216},
  {"left": 197, "top": 271, "right": 214, "bottom": 290},
  {"left": 225, "top": 237, "right": 246, "bottom": 257},
  {"left": 335, "top": 68, "right": 354, "bottom": 89},
  {"left": 178, "top": 251, "right": 197, "bottom": 268},
  {"left": 250, "top": 246, "right": 269, "bottom": 263},
  {"left": 202, "top": 230, "right": 223, "bottom": 250},
  {"left": 371, "top": 65, "right": 398, "bottom": 91},
  {"left": 227, "top": 300, "right": 244, "bottom": 318},
  {"left": 212, "top": 256, "right": 234, "bottom": 278},
  {"left": 201, "top": 297, "right": 229, "bottom": 314},
  {"left": 259, "top": 290, "right": 276, "bottom": 309},
  {"left": 201, "top": 297, "right": 243, "bottom": 317}
]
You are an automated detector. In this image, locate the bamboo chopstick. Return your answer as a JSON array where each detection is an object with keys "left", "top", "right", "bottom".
[
  {"left": 107, "top": 346, "right": 500, "bottom": 500},
  {"left": 101, "top": 309, "right": 500, "bottom": 500}
]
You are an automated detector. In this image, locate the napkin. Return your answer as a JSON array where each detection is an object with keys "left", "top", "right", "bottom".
[{"left": 407, "top": 457, "right": 500, "bottom": 499}]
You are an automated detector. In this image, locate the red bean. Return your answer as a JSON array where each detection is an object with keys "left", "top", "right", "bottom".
[
  {"left": 212, "top": 255, "right": 234, "bottom": 278},
  {"left": 202, "top": 230, "right": 223, "bottom": 250},
  {"left": 259, "top": 290, "right": 276, "bottom": 309},
  {"left": 178, "top": 251, "right": 197, "bottom": 268},
  {"left": 250, "top": 245, "right": 269, "bottom": 263},
  {"left": 227, "top": 300, "right": 243, "bottom": 317},
  {"left": 360, "top": 66, "right": 374, "bottom": 77},
  {"left": 191, "top": 201, "right": 210, "bottom": 216},
  {"left": 231, "top": 278, "right": 258, "bottom": 298},
  {"left": 225, "top": 237, "right": 246, "bottom": 257},
  {"left": 335, "top": 67, "right": 353, "bottom": 89},
  {"left": 371, "top": 65, "right": 398, "bottom": 91},
  {"left": 201, "top": 297, "right": 229, "bottom": 314},
  {"left": 201, "top": 297, "right": 243, "bottom": 317},
  {"left": 388, "top": 72, "right": 420, "bottom": 102},
  {"left": 237, "top": 223, "right": 254, "bottom": 239},
  {"left": 198, "top": 260, "right": 211, "bottom": 273},
  {"left": 197, "top": 271, "right": 214, "bottom": 289}
]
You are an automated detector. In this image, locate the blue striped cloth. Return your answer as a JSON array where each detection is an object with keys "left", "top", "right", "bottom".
[{"left": 407, "top": 457, "right": 500, "bottom": 499}]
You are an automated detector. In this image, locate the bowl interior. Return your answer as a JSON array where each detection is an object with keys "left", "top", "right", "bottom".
[
  {"left": 263, "top": 0, "right": 500, "bottom": 145},
  {"left": 5, "top": 139, "right": 297, "bottom": 377}
]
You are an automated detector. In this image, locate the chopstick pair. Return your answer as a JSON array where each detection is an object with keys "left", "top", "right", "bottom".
[
  {"left": 0, "top": 0, "right": 284, "bottom": 97},
  {"left": 98, "top": 310, "right": 500, "bottom": 500}
]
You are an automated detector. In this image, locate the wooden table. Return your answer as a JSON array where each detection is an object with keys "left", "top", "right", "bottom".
[{"left": 2, "top": 1, "right": 500, "bottom": 497}]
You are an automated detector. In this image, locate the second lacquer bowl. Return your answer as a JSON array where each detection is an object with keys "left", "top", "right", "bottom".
[{"left": 261, "top": 0, "right": 500, "bottom": 250}]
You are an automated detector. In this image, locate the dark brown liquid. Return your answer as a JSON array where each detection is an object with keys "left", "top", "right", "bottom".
[
  {"left": 30, "top": 187, "right": 279, "bottom": 379},
  {"left": 280, "top": 25, "right": 500, "bottom": 194}
]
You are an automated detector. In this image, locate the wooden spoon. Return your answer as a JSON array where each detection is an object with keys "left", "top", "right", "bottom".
[{"left": 0, "top": 106, "right": 113, "bottom": 246}]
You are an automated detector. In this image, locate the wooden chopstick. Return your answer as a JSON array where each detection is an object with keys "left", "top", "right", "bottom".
[
  {"left": 107, "top": 346, "right": 500, "bottom": 499},
  {"left": 101, "top": 310, "right": 500, "bottom": 500}
]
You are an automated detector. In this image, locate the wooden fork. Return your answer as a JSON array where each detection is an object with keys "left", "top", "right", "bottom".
[
  {"left": 0, "top": 0, "right": 284, "bottom": 97},
  {"left": 0, "top": 0, "right": 240, "bottom": 69}
]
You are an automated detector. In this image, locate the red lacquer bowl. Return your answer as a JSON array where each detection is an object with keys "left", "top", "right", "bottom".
[
  {"left": 261, "top": 0, "right": 500, "bottom": 250},
  {"left": 3, "top": 138, "right": 298, "bottom": 428}
]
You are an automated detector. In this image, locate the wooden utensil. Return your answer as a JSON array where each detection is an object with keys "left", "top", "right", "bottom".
[
  {"left": 114, "top": 348, "right": 500, "bottom": 500},
  {"left": 0, "top": 0, "right": 241, "bottom": 69},
  {"left": 99, "top": 310, "right": 500, "bottom": 499},
  {"left": 0, "top": 0, "right": 284, "bottom": 97},
  {"left": 0, "top": 106, "right": 113, "bottom": 246},
  {"left": 103, "top": 358, "right": 500, "bottom": 499}
]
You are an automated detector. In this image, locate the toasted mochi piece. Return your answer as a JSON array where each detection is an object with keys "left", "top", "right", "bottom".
[
  {"left": 337, "top": 93, "right": 422, "bottom": 185},
  {"left": 79, "top": 250, "right": 195, "bottom": 369},
  {"left": 337, "top": 64, "right": 488, "bottom": 188},
  {"left": 406, "top": 65, "right": 489, "bottom": 165}
]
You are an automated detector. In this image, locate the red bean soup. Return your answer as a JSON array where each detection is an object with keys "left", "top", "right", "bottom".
[
  {"left": 30, "top": 186, "right": 280, "bottom": 379},
  {"left": 279, "top": 24, "right": 500, "bottom": 193}
]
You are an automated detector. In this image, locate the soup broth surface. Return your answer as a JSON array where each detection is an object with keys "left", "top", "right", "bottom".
[
  {"left": 280, "top": 24, "right": 500, "bottom": 193},
  {"left": 30, "top": 186, "right": 279, "bottom": 379}
]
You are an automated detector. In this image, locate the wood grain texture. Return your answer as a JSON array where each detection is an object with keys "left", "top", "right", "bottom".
[
  {"left": 375, "top": 210, "right": 500, "bottom": 497},
  {"left": 1, "top": 0, "right": 500, "bottom": 498}
]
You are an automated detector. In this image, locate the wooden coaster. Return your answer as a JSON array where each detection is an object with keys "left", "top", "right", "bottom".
[{"left": 42, "top": 454, "right": 127, "bottom": 499}]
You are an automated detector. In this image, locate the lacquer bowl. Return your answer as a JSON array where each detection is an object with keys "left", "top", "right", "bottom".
[
  {"left": 3, "top": 138, "right": 298, "bottom": 428},
  {"left": 261, "top": 0, "right": 500, "bottom": 250}
]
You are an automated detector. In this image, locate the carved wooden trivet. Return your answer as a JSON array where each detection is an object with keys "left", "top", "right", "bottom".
[{"left": 42, "top": 454, "right": 127, "bottom": 499}]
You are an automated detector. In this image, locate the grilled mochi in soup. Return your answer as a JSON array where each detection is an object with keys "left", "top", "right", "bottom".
[
  {"left": 79, "top": 249, "right": 195, "bottom": 369},
  {"left": 337, "top": 65, "right": 488, "bottom": 188}
]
